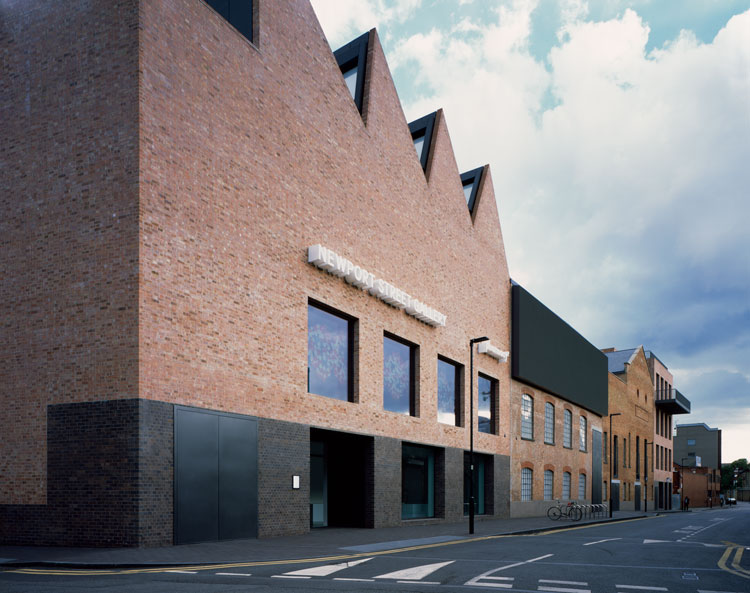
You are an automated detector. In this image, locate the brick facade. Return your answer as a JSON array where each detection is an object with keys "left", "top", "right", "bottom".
[{"left": 604, "top": 347, "right": 654, "bottom": 511}]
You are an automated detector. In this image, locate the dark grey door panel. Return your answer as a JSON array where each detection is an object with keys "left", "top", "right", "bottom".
[{"left": 219, "top": 414, "right": 258, "bottom": 539}]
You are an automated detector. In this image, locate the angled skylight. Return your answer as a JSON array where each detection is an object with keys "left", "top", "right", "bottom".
[
  {"left": 408, "top": 112, "right": 437, "bottom": 173},
  {"left": 460, "top": 166, "right": 484, "bottom": 213},
  {"left": 334, "top": 32, "right": 369, "bottom": 116}
]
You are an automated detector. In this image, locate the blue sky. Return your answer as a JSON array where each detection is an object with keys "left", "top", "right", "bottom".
[{"left": 310, "top": 0, "right": 750, "bottom": 463}]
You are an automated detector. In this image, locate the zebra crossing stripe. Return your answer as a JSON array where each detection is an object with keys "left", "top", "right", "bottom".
[
  {"left": 374, "top": 560, "right": 454, "bottom": 580},
  {"left": 282, "top": 557, "right": 373, "bottom": 577}
]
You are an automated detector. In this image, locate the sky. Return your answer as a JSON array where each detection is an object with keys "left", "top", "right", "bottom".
[{"left": 310, "top": 0, "right": 750, "bottom": 464}]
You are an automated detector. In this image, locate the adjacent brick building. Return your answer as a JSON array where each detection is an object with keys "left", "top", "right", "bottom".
[
  {"left": 674, "top": 423, "right": 722, "bottom": 508},
  {"left": 2, "top": 0, "right": 519, "bottom": 546},
  {"left": 602, "top": 347, "right": 655, "bottom": 511}
]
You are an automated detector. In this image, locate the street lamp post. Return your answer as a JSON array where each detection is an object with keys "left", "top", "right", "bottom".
[
  {"left": 469, "top": 336, "right": 489, "bottom": 535},
  {"left": 609, "top": 412, "right": 622, "bottom": 518}
]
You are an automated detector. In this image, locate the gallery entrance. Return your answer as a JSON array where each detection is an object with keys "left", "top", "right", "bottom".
[{"left": 310, "top": 428, "right": 373, "bottom": 528}]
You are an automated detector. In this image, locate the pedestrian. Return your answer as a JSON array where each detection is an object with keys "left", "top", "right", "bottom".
[{"left": 684, "top": 495, "right": 689, "bottom": 511}]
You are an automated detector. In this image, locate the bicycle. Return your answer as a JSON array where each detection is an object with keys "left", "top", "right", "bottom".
[{"left": 547, "top": 500, "right": 582, "bottom": 521}]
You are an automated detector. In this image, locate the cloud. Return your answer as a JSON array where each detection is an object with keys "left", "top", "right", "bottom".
[{"left": 310, "top": 0, "right": 422, "bottom": 48}]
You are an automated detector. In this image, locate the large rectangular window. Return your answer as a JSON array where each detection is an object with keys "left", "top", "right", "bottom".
[
  {"left": 308, "top": 302, "right": 354, "bottom": 401},
  {"left": 614, "top": 436, "right": 619, "bottom": 478},
  {"left": 478, "top": 374, "right": 497, "bottom": 434},
  {"left": 383, "top": 334, "right": 416, "bottom": 416},
  {"left": 544, "top": 403, "right": 555, "bottom": 444},
  {"left": 438, "top": 357, "right": 462, "bottom": 426},
  {"left": 563, "top": 410, "right": 572, "bottom": 448},
  {"left": 402, "top": 444, "right": 435, "bottom": 519},
  {"left": 521, "top": 394, "right": 534, "bottom": 440},
  {"left": 521, "top": 467, "right": 533, "bottom": 501}
]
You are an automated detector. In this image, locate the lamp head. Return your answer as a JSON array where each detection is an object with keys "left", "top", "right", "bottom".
[{"left": 471, "top": 336, "right": 490, "bottom": 345}]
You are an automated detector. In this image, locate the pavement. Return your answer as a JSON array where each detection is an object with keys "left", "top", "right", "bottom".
[{"left": 0, "top": 507, "right": 709, "bottom": 569}]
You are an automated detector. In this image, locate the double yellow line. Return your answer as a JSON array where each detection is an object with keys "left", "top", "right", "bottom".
[{"left": 718, "top": 541, "right": 750, "bottom": 580}]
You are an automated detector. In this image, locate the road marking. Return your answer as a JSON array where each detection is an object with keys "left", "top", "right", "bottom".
[
  {"left": 538, "top": 587, "right": 591, "bottom": 593},
  {"left": 718, "top": 542, "right": 750, "bottom": 580},
  {"left": 465, "top": 554, "right": 553, "bottom": 588},
  {"left": 397, "top": 581, "right": 441, "bottom": 585},
  {"left": 374, "top": 560, "right": 454, "bottom": 580},
  {"left": 616, "top": 586, "right": 668, "bottom": 591},
  {"left": 282, "top": 557, "right": 372, "bottom": 577},
  {"left": 643, "top": 539, "right": 673, "bottom": 544},
  {"left": 540, "top": 580, "right": 589, "bottom": 585},
  {"left": 584, "top": 538, "right": 621, "bottom": 546},
  {"left": 165, "top": 570, "right": 197, "bottom": 574},
  {"left": 272, "top": 575, "right": 311, "bottom": 579},
  {"left": 215, "top": 572, "right": 252, "bottom": 576},
  {"left": 334, "top": 577, "right": 375, "bottom": 582}
]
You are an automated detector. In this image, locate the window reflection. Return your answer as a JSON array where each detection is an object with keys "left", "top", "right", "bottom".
[
  {"left": 438, "top": 358, "right": 459, "bottom": 426},
  {"left": 308, "top": 304, "right": 351, "bottom": 401},
  {"left": 478, "top": 375, "right": 493, "bottom": 434},
  {"left": 384, "top": 336, "right": 413, "bottom": 415}
]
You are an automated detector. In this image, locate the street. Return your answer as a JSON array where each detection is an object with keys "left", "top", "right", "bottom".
[{"left": 2, "top": 505, "right": 749, "bottom": 592}]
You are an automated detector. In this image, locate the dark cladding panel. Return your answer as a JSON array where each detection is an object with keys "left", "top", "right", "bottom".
[
  {"left": 219, "top": 415, "right": 258, "bottom": 539},
  {"left": 591, "top": 428, "right": 602, "bottom": 503},
  {"left": 175, "top": 408, "right": 219, "bottom": 544},
  {"left": 511, "top": 284, "right": 608, "bottom": 416}
]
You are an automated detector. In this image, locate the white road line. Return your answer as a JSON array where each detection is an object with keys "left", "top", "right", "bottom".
[
  {"left": 283, "top": 557, "right": 372, "bottom": 576},
  {"left": 584, "top": 538, "right": 621, "bottom": 546},
  {"left": 374, "top": 560, "right": 454, "bottom": 580},
  {"left": 538, "top": 587, "right": 591, "bottom": 593},
  {"left": 465, "top": 554, "right": 553, "bottom": 588},
  {"left": 397, "top": 581, "right": 441, "bottom": 585},
  {"left": 539, "top": 580, "right": 589, "bottom": 585},
  {"left": 165, "top": 570, "right": 197, "bottom": 574},
  {"left": 272, "top": 575, "right": 311, "bottom": 579},
  {"left": 484, "top": 576, "right": 514, "bottom": 581},
  {"left": 616, "top": 586, "right": 668, "bottom": 591},
  {"left": 334, "top": 577, "right": 375, "bottom": 582},
  {"left": 215, "top": 572, "right": 252, "bottom": 576}
]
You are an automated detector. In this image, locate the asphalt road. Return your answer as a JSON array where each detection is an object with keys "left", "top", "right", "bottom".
[{"left": 2, "top": 506, "right": 749, "bottom": 592}]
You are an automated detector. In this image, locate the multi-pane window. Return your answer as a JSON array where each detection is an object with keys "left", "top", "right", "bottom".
[
  {"left": 604, "top": 431, "right": 608, "bottom": 462},
  {"left": 579, "top": 416, "right": 587, "bottom": 451},
  {"left": 636, "top": 435, "right": 640, "bottom": 478},
  {"left": 623, "top": 437, "right": 627, "bottom": 468},
  {"left": 308, "top": 302, "right": 353, "bottom": 401},
  {"left": 563, "top": 410, "right": 572, "bottom": 448},
  {"left": 563, "top": 472, "right": 571, "bottom": 499},
  {"left": 521, "top": 467, "right": 533, "bottom": 501},
  {"left": 521, "top": 394, "right": 534, "bottom": 440},
  {"left": 603, "top": 481, "right": 607, "bottom": 502},
  {"left": 579, "top": 473, "right": 587, "bottom": 500},
  {"left": 478, "top": 374, "right": 497, "bottom": 434},
  {"left": 544, "top": 470, "right": 554, "bottom": 500},
  {"left": 544, "top": 403, "right": 555, "bottom": 444},
  {"left": 383, "top": 334, "right": 416, "bottom": 416},
  {"left": 437, "top": 357, "right": 461, "bottom": 426},
  {"left": 613, "top": 435, "right": 619, "bottom": 478}
]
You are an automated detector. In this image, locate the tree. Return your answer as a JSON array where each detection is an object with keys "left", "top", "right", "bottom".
[{"left": 721, "top": 458, "right": 748, "bottom": 492}]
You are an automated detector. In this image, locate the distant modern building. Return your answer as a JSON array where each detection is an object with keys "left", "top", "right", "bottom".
[
  {"left": 645, "top": 351, "right": 690, "bottom": 510},
  {"left": 674, "top": 423, "right": 722, "bottom": 507},
  {"left": 602, "top": 347, "right": 655, "bottom": 511}
]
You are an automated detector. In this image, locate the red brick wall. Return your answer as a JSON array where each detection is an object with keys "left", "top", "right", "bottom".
[
  {"left": 0, "top": 0, "right": 140, "bottom": 503},
  {"left": 137, "top": 0, "right": 512, "bottom": 454}
]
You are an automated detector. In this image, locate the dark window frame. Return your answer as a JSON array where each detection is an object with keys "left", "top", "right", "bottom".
[
  {"left": 477, "top": 372, "right": 498, "bottom": 435},
  {"left": 460, "top": 166, "right": 483, "bottom": 214},
  {"left": 333, "top": 31, "right": 369, "bottom": 115},
  {"left": 204, "top": 0, "right": 256, "bottom": 45},
  {"left": 408, "top": 112, "right": 437, "bottom": 173},
  {"left": 307, "top": 299, "right": 356, "bottom": 403},
  {"left": 437, "top": 354, "right": 463, "bottom": 427},
  {"left": 383, "top": 331, "right": 418, "bottom": 417}
]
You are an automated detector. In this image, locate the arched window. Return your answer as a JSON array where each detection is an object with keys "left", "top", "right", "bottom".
[
  {"left": 578, "top": 473, "right": 587, "bottom": 500},
  {"left": 521, "top": 395, "right": 534, "bottom": 440},
  {"left": 544, "top": 403, "right": 555, "bottom": 444},
  {"left": 544, "top": 470, "right": 554, "bottom": 500},
  {"left": 563, "top": 410, "right": 572, "bottom": 448},
  {"left": 579, "top": 416, "right": 587, "bottom": 451},
  {"left": 521, "top": 467, "right": 533, "bottom": 501}
]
